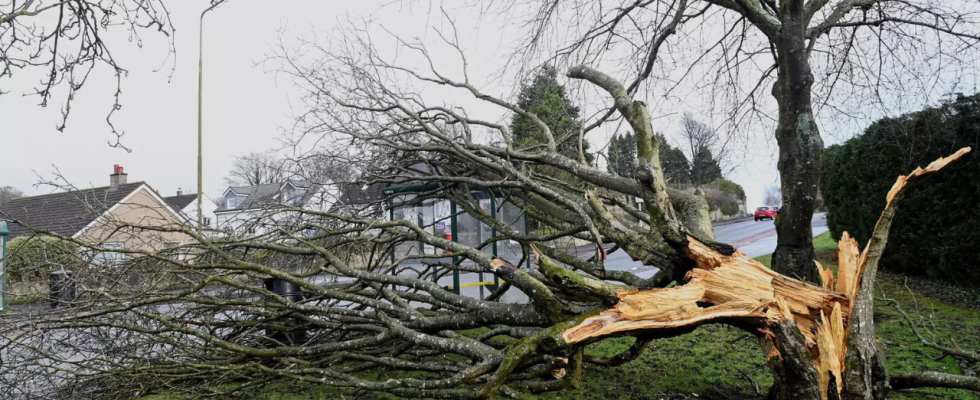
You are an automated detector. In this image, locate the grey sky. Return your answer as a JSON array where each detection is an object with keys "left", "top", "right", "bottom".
[{"left": 2, "top": 1, "right": 970, "bottom": 209}]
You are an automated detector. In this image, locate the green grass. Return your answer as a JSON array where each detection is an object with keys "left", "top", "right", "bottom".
[
  {"left": 142, "top": 233, "right": 980, "bottom": 400},
  {"left": 8, "top": 293, "right": 44, "bottom": 305}
]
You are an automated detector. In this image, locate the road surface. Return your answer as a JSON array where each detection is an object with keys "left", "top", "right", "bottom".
[{"left": 716, "top": 212, "right": 828, "bottom": 258}]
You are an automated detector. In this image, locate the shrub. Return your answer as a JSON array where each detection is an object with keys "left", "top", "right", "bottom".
[
  {"left": 698, "top": 179, "right": 745, "bottom": 215},
  {"left": 821, "top": 93, "right": 980, "bottom": 286},
  {"left": 707, "top": 178, "right": 746, "bottom": 199},
  {"left": 6, "top": 236, "right": 81, "bottom": 280},
  {"left": 720, "top": 201, "right": 740, "bottom": 216}
]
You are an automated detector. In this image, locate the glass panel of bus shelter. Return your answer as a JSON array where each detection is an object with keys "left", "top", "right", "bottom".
[
  {"left": 479, "top": 196, "right": 494, "bottom": 257},
  {"left": 452, "top": 195, "right": 483, "bottom": 267},
  {"left": 390, "top": 194, "right": 420, "bottom": 263},
  {"left": 497, "top": 200, "right": 527, "bottom": 265},
  {"left": 419, "top": 201, "right": 435, "bottom": 254},
  {"left": 455, "top": 208, "right": 482, "bottom": 249},
  {"left": 432, "top": 200, "right": 451, "bottom": 253}
]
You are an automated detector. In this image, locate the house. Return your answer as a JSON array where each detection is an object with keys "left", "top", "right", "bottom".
[
  {"left": 329, "top": 181, "right": 387, "bottom": 219},
  {"left": 214, "top": 180, "right": 339, "bottom": 234},
  {"left": 163, "top": 188, "right": 218, "bottom": 229},
  {"left": 0, "top": 165, "right": 193, "bottom": 262}
]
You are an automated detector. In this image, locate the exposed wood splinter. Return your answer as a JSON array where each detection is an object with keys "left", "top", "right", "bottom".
[{"left": 563, "top": 148, "right": 972, "bottom": 400}]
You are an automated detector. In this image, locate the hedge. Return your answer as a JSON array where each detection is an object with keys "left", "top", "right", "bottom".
[
  {"left": 6, "top": 236, "right": 80, "bottom": 280},
  {"left": 821, "top": 93, "right": 980, "bottom": 286}
]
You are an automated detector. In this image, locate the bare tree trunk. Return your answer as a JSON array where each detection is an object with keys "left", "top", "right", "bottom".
[{"left": 770, "top": 0, "right": 822, "bottom": 285}]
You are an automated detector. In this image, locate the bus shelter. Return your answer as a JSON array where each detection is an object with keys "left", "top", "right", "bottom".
[{"left": 383, "top": 183, "right": 529, "bottom": 297}]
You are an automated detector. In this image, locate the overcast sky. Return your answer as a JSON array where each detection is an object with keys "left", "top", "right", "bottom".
[{"left": 2, "top": 0, "right": 970, "bottom": 209}]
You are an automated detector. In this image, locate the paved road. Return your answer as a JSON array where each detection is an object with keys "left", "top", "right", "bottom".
[{"left": 722, "top": 212, "right": 828, "bottom": 258}]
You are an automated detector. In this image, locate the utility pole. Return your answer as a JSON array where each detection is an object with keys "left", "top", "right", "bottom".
[{"left": 198, "top": 0, "right": 227, "bottom": 230}]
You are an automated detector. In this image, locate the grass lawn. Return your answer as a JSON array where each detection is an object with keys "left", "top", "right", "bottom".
[{"left": 143, "top": 232, "right": 979, "bottom": 400}]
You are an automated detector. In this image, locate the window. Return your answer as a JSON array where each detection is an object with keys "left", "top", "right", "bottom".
[
  {"left": 227, "top": 197, "right": 239, "bottom": 209},
  {"left": 202, "top": 217, "right": 212, "bottom": 226},
  {"left": 94, "top": 243, "right": 125, "bottom": 265}
]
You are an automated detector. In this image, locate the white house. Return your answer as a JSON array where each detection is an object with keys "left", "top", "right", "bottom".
[
  {"left": 163, "top": 189, "right": 219, "bottom": 230},
  {"left": 214, "top": 180, "right": 338, "bottom": 235}
]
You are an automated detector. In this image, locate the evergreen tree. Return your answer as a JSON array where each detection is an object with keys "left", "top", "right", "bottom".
[
  {"left": 607, "top": 133, "right": 637, "bottom": 177},
  {"left": 608, "top": 133, "right": 623, "bottom": 175},
  {"left": 656, "top": 133, "right": 691, "bottom": 184},
  {"left": 608, "top": 132, "right": 690, "bottom": 184},
  {"left": 690, "top": 147, "right": 723, "bottom": 186},
  {"left": 510, "top": 65, "right": 592, "bottom": 164}
]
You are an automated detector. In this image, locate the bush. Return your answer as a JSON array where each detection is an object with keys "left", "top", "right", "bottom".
[
  {"left": 707, "top": 178, "right": 746, "bottom": 199},
  {"left": 821, "top": 93, "right": 980, "bottom": 286},
  {"left": 6, "top": 236, "right": 80, "bottom": 280},
  {"left": 720, "top": 201, "right": 740, "bottom": 216},
  {"left": 698, "top": 178, "right": 745, "bottom": 215}
]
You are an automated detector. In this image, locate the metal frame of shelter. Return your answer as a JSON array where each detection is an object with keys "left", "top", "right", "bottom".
[
  {"left": 0, "top": 221, "right": 8, "bottom": 311},
  {"left": 383, "top": 182, "right": 530, "bottom": 296}
]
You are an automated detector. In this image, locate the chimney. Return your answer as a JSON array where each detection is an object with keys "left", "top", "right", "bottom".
[
  {"left": 177, "top": 187, "right": 184, "bottom": 196},
  {"left": 110, "top": 164, "right": 128, "bottom": 187}
]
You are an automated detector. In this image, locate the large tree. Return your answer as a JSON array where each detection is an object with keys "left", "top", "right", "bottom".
[
  {"left": 680, "top": 113, "right": 725, "bottom": 186},
  {"left": 224, "top": 151, "right": 289, "bottom": 186},
  {"left": 510, "top": 65, "right": 593, "bottom": 165},
  {"left": 658, "top": 134, "right": 692, "bottom": 184},
  {"left": 607, "top": 132, "right": 637, "bottom": 178},
  {"left": 690, "top": 148, "right": 723, "bottom": 186},
  {"left": 610, "top": 132, "right": 692, "bottom": 184},
  {"left": 3, "top": 10, "right": 977, "bottom": 400}
]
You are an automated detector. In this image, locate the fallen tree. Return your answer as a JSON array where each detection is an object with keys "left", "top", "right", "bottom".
[
  {"left": 2, "top": 67, "right": 975, "bottom": 400},
  {"left": 1, "top": 8, "right": 978, "bottom": 399}
]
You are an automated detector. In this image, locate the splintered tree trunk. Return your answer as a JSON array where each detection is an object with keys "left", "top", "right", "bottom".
[
  {"left": 558, "top": 149, "right": 971, "bottom": 400},
  {"left": 770, "top": 0, "right": 822, "bottom": 284}
]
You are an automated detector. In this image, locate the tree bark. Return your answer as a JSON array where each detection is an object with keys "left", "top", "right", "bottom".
[
  {"left": 763, "top": 320, "right": 825, "bottom": 400},
  {"left": 770, "top": 0, "right": 823, "bottom": 285},
  {"left": 668, "top": 187, "right": 714, "bottom": 241},
  {"left": 891, "top": 372, "right": 980, "bottom": 392}
]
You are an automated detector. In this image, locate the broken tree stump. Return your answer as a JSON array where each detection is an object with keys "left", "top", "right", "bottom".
[{"left": 561, "top": 148, "right": 972, "bottom": 400}]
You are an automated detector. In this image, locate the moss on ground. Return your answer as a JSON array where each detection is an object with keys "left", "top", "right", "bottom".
[{"left": 142, "top": 233, "right": 979, "bottom": 400}]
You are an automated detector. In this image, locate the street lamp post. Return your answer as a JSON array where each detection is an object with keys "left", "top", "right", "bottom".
[
  {"left": 1, "top": 221, "right": 10, "bottom": 311},
  {"left": 197, "top": 0, "right": 227, "bottom": 230}
]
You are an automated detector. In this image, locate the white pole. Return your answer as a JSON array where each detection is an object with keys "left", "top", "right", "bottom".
[{"left": 197, "top": 1, "right": 228, "bottom": 231}]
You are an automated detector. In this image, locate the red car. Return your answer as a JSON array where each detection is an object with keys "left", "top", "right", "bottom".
[{"left": 754, "top": 206, "right": 778, "bottom": 221}]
